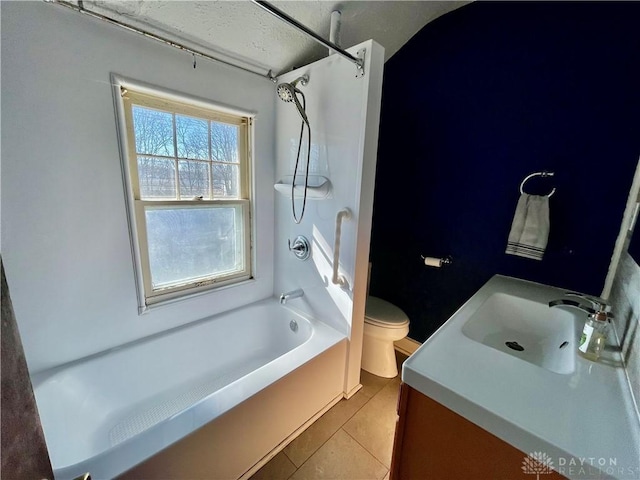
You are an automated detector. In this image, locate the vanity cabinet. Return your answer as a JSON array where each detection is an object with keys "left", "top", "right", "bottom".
[{"left": 390, "top": 383, "right": 567, "bottom": 480}]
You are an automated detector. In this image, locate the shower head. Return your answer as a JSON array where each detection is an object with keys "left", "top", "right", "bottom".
[
  {"left": 276, "top": 74, "right": 310, "bottom": 125},
  {"left": 276, "top": 74, "right": 309, "bottom": 103},
  {"left": 277, "top": 83, "right": 297, "bottom": 103}
]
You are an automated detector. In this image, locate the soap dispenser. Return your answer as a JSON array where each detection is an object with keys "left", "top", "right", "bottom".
[
  {"left": 549, "top": 292, "right": 613, "bottom": 362},
  {"left": 578, "top": 310, "right": 610, "bottom": 361}
]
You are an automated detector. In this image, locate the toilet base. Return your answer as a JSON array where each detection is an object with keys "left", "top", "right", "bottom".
[{"left": 361, "top": 335, "right": 399, "bottom": 378}]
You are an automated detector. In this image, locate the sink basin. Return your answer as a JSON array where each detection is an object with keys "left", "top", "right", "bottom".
[{"left": 461, "top": 292, "right": 576, "bottom": 374}]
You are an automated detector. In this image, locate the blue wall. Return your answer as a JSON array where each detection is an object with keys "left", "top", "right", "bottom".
[{"left": 369, "top": 2, "right": 640, "bottom": 342}]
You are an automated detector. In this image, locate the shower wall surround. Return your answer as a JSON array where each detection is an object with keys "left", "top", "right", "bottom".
[
  {"left": 370, "top": 2, "right": 640, "bottom": 342},
  {"left": 274, "top": 41, "right": 385, "bottom": 395}
]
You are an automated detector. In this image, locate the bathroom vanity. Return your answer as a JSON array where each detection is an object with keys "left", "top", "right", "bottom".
[
  {"left": 391, "top": 383, "right": 566, "bottom": 479},
  {"left": 391, "top": 275, "right": 640, "bottom": 480}
]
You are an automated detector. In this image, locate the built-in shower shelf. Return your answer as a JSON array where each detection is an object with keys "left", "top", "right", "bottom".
[{"left": 274, "top": 175, "right": 332, "bottom": 199}]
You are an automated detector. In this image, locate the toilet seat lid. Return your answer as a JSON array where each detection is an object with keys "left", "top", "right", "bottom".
[{"left": 365, "top": 296, "right": 409, "bottom": 327}]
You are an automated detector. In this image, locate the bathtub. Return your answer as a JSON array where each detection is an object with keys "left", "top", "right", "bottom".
[{"left": 31, "top": 298, "right": 346, "bottom": 480}]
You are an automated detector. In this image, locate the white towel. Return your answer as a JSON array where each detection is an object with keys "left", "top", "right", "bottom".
[{"left": 505, "top": 193, "right": 550, "bottom": 260}]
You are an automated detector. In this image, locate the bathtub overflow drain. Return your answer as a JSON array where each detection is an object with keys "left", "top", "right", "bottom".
[
  {"left": 290, "top": 320, "right": 298, "bottom": 333},
  {"left": 505, "top": 341, "right": 524, "bottom": 351}
]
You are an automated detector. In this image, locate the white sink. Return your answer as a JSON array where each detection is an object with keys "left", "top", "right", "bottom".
[
  {"left": 461, "top": 292, "right": 576, "bottom": 374},
  {"left": 402, "top": 275, "right": 640, "bottom": 480}
]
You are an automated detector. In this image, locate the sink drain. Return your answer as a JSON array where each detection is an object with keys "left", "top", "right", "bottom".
[{"left": 505, "top": 341, "right": 524, "bottom": 351}]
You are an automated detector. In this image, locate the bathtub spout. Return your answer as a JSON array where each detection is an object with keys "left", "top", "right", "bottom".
[{"left": 280, "top": 289, "right": 304, "bottom": 304}]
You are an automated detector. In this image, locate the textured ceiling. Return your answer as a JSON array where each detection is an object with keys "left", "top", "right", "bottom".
[{"left": 79, "top": 1, "right": 468, "bottom": 77}]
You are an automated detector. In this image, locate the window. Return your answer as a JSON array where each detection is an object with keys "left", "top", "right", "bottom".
[{"left": 118, "top": 86, "right": 252, "bottom": 308}]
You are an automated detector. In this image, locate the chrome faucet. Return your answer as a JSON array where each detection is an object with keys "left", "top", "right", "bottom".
[
  {"left": 280, "top": 288, "right": 304, "bottom": 304},
  {"left": 549, "top": 292, "right": 613, "bottom": 318}
]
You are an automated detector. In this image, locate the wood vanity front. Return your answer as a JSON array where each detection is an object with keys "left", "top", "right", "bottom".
[{"left": 390, "top": 383, "right": 567, "bottom": 480}]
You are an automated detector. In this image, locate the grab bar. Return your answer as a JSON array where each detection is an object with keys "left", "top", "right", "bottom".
[{"left": 332, "top": 208, "right": 351, "bottom": 288}]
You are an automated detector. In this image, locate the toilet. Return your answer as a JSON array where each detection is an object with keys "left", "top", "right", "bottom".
[{"left": 361, "top": 296, "right": 410, "bottom": 378}]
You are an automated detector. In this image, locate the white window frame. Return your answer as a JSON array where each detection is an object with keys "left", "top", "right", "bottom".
[{"left": 112, "top": 76, "right": 254, "bottom": 312}]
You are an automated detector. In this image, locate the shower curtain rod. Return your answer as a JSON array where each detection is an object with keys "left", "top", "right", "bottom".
[
  {"left": 44, "top": 0, "right": 277, "bottom": 83},
  {"left": 251, "top": 0, "right": 365, "bottom": 76}
]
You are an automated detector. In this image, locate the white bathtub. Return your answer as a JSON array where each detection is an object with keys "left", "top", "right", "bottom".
[{"left": 31, "top": 299, "right": 346, "bottom": 480}]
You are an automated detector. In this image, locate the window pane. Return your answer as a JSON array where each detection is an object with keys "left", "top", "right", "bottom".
[
  {"left": 176, "top": 115, "right": 208, "bottom": 160},
  {"left": 212, "top": 163, "right": 239, "bottom": 198},
  {"left": 179, "top": 160, "right": 210, "bottom": 199},
  {"left": 132, "top": 106, "right": 174, "bottom": 156},
  {"left": 211, "top": 122, "right": 239, "bottom": 163},
  {"left": 137, "top": 156, "right": 176, "bottom": 199},
  {"left": 145, "top": 206, "right": 244, "bottom": 289}
]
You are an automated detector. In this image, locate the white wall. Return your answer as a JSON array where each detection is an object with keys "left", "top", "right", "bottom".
[
  {"left": 0, "top": 2, "right": 275, "bottom": 373},
  {"left": 273, "top": 41, "right": 385, "bottom": 394}
]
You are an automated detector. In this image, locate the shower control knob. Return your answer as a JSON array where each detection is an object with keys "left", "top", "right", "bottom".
[{"left": 288, "top": 236, "right": 311, "bottom": 261}]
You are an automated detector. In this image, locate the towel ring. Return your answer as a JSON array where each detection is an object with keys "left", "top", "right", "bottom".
[{"left": 520, "top": 171, "right": 556, "bottom": 198}]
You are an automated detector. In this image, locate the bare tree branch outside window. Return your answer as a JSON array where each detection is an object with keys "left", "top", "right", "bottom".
[{"left": 133, "top": 106, "right": 240, "bottom": 200}]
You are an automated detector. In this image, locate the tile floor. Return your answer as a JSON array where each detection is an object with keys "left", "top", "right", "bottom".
[{"left": 250, "top": 353, "right": 407, "bottom": 480}]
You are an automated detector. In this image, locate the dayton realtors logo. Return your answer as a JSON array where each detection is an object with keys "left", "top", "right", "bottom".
[
  {"left": 522, "top": 452, "right": 555, "bottom": 479},
  {"left": 522, "top": 451, "right": 639, "bottom": 478}
]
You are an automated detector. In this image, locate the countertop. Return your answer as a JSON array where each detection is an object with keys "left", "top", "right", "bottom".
[{"left": 403, "top": 275, "right": 640, "bottom": 480}]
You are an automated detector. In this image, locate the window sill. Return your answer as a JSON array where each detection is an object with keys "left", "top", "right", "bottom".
[{"left": 138, "top": 276, "right": 255, "bottom": 315}]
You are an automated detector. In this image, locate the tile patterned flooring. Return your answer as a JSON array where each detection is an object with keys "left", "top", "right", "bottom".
[{"left": 250, "top": 353, "right": 407, "bottom": 480}]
